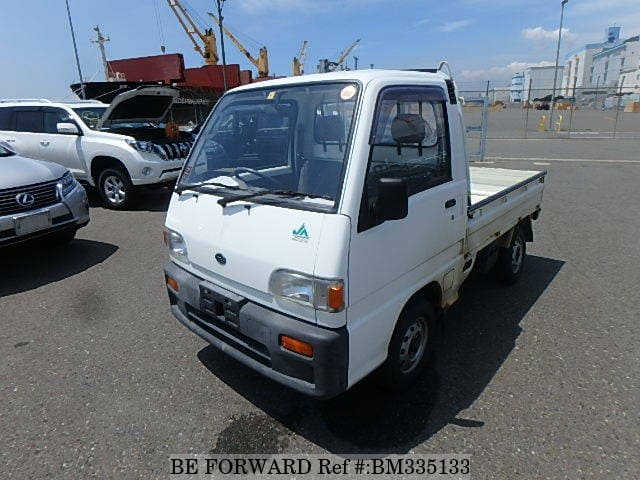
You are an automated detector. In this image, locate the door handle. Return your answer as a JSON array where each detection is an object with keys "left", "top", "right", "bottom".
[
  {"left": 445, "top": 198, "right": 457, "bottom": 209},
  {"left": 40, "top": 140, "right": 50, "bottom": 146}
]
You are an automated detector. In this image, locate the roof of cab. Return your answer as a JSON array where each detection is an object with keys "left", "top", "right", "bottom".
[{"left": 230, "top": 69, "right": 451, "bottom": 93}]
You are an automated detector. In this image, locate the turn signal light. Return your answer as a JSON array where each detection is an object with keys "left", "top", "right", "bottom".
[
  {"left": 327, "top": 284, "right": 344, "bottom": 311},
  {"left": 166, "top": 275, "right": 179, "bottom": 292},
  {"left": 280, "top": 335, "right": 313, "bottom": 358}
]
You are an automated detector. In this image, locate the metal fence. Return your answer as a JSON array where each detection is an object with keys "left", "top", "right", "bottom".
[{"left": 458, "top": 86, "right": 640, "bottom": 139}]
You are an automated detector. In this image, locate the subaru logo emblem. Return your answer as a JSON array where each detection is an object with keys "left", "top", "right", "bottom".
[
  {"left": 15, "top": 193, "right": 35, "bottom": 206},
  {"left": 215, "top": 253, "right": 226, "bottom": 265}
]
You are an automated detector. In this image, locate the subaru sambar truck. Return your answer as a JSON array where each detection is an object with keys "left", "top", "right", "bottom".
[{"left": 163, "top": 67, "right": 546, "bottom": 399}]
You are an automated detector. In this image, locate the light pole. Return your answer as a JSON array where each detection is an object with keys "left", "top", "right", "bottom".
[
  {"left": 549, "top": 0, "right": 568, "bottom": 130},
  {"left": 215, "top": 0, "right": 228, "bottom": 91}
]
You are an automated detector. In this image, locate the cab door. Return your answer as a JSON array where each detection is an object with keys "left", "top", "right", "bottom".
[{"left": 347, "top": 85, "right": 467, "bottom": 381}]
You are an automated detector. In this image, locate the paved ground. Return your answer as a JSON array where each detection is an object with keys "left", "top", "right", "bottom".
[{"left": 2, "top": 139, "right": 639, "bottom": 479}]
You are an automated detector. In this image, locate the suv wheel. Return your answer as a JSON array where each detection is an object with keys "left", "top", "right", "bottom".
[{"left": 97, "top": 168, "right": 137, "bottom": 209}]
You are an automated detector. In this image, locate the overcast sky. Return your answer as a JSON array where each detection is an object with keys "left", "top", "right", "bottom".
[{"left": 1, "top": 0, "right": 638, "bottom": 99}]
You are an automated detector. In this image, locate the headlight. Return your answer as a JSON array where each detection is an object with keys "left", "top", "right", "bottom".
[
  {"left": 163, "top": 228, "right": 188, "bottom": 262},
  {"left": 126, "top": 139, "right": 168, "bottom": 161},
  {"left": 58, "top": 171, "right": 77, "bottom": 197},
  {"left": 269, "top": 269, "right": 344, "bottom": 312}
]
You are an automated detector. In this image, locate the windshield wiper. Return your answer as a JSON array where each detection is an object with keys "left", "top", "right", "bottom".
[
  {"left": 175, "top": 181, "right": 243, "bottom": 195},
  {"left": 218, "top": 189, "right": 333, "bottom": 207}
]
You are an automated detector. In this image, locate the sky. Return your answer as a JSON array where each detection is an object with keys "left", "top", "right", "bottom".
[{"left": 1, "top": 0, "right": 639, "bottom": 99}]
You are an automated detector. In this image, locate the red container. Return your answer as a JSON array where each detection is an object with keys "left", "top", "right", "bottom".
[
  {"left": 107, "top": 54, "right": 185, "bottom": 83},
  {"left": 181, "top": 64, "right": 242, "bottom": 89},
  {"left": 239, "top": 70, "right": 253, "bottom": 85}
]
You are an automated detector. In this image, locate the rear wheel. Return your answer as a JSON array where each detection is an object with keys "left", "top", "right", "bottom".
[
  {"left": 379, "top": 298, "right": 436, "bottom": 390},
  {"left": 496, "top": 227, "right": 526, "bottom": 285},
  {"left": 97, "top": 168, "right": 137, "bottom": 210}
]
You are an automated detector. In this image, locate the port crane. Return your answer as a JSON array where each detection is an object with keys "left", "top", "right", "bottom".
[
  {"left": 208, "top": 13, "right": 269, "bottom": 77},
  {"left": 317, "top": 39, "right": 361, "bottom": 73},
  {"left": 166, "top": 0, "right": 219, "bottom": 65},
  {"left": 292, "top": 40, "right": 308, "bottom": 76}
]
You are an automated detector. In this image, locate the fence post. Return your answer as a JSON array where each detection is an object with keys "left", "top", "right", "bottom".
[
  {"left": 524, "top": 81, "right": 532, "bottom": 139},
  {"left": 613, "top": 81, "right": 623, "bottom": 138},
  {"left": 567, "top": 96, "right": 574, "bottom": 138}
]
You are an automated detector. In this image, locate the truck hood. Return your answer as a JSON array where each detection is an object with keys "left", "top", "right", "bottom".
[
  {"left": 0, "top": 154, "right": 66, "bottom": 190},
  {"left": 97, "top": 86, "right": 179, "bottom": 129},
  {"left": 165, "top": 190, "right": 350, "bottom": 325}
]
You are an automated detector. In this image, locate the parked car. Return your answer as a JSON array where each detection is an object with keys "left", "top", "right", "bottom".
[
  {"left": 0, "top": 141, "right": 89, "bottom": 247},
  {"left": 0, "top": 86, "right": 194, "bottom": 209},
  {"left": 162, "top": 68, "right": 547, "bottom": 399}
]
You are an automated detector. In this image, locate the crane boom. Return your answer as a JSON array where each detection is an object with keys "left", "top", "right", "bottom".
[
  {"left": 292, "top": 40, "right": 308, "bottom": 76},
  {"left": 328, "top": 39, "right": 360, "bottom": 72},
  {"left": 166, "top": 0, "right": 218, "bottom": 65},
  {"left": 208, "top": 12, "right": 269, "bottom": 77}
]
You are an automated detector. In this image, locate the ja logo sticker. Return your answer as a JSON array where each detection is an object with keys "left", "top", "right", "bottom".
[{"left": 292, "top": 224, "right": 309, "bottom": 242}]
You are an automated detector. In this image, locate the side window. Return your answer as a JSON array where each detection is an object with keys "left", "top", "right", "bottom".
[
  {"left": 44, "top": 108, "right": 73, "bottom": 134},
  {"left": 14, "top": 110, "right": 44, "bottom": 133},
  {"left": 0, "top": 108, "right": 11, "bottom": 130},
  {"left": 359, "top": 86, "right": 452, "bottom": 231}
]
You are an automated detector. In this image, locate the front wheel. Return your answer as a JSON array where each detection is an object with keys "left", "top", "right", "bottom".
[
  {"left": 378, "top": 298, "right": 436, "bottom": 390},
  {"left": 496, "top": 227, "right": 526, "bottom": 285},
  {"left": 97, "top": 168, "right": 137, "bottom": 210}
]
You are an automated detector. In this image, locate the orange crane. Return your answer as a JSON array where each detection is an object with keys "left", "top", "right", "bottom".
[
  {"left": 166, "top": 0, "right": 219, "bottom": 65},
  {"left": 207, "top": 12, "right": 269, "bottom": 77},
  {"left": 292, "top": 40, "right": 308, "bottom": 76}
]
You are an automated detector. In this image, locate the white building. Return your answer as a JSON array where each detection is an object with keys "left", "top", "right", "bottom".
[
  {"left": 562, "top": 26, "right": 621, "bottom": 96},
  {"left": 523, "top": 66, "right": 564, "bottom": 101},
  {"left": 509, "top": 73, "right": 524, "bottom": 102},
  {"left": 591, "top": 35, "right": 640, "bottom": 89}
]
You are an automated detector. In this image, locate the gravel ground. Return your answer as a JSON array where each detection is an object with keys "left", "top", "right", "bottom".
[{"left": 1, "top": 139, "right": 639, "bottom": 479}]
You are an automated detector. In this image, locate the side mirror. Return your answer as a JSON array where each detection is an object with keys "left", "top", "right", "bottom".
[
  {"left": 374, "top": 178, "right": 408, "bottom": 221},
  {"left": 57, "top": 122, "right": 80, "bottom": 135}
]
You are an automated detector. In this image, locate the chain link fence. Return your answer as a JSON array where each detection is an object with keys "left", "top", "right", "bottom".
[{"left": 459, "top": 86, "right": 640, "bottom": 139}]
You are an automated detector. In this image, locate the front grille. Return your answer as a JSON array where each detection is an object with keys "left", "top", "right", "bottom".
[
  {"left": 159, "top": 141, "right": 193, "bottom": 161},
  {"left": 0, "top": 179, "right": 59, "bottom": 216}
]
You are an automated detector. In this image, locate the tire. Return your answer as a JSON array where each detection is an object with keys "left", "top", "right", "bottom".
[
  {"left": 97, "top": 168, "right": 137, "bottom": 210},
  {"left": 496, "top": 227, "right": 526, "bottom": 285},
  {"left": 379, "top": 298, "right": 437, "bottom": 390},
  {"left": 49, "top": 228, "right": 77, "bottom": 246}
]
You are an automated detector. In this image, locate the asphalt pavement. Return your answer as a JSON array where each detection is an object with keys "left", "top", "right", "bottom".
[{"left": 1, "top": 139, "right": 639, "bottom": 479}]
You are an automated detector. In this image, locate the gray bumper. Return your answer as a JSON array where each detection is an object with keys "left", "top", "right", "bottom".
[
  {"left": 0, "top": 184, "right": 90, "bottom": 246},
  {"left": 164, "top": 261, "right": 348, "bottom": 399}
]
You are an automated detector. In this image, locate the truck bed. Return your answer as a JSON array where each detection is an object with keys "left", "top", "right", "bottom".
[{"left": 466, "top": 166, "right": 546, "bottom": 254}]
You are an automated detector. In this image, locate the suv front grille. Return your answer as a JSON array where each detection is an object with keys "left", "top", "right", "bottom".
[
  {"left": 159, "top": 141, "right": 193, "bottom": 161},
  {"left": 0, "top": 179, "right": 60, "bottom": 216}
]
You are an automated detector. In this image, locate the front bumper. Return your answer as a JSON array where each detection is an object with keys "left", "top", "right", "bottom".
[
  {"left": 0, "top": 184, "right": 90, "bottom": 247},
  {"left": 164, "top": 261, "right": 349, "bottom": 399},
  {"left": 130, "top": 152, "right": 185, "bottom": 186}
]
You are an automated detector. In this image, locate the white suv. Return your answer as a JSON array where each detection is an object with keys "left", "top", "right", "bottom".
[{"left": 0, "top": 87, "right": 193, "bottom": 209}]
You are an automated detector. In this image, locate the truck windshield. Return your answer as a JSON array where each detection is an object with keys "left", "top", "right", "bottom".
[{"left": 178, "top": 82, "right": 360, "bottom": 210}]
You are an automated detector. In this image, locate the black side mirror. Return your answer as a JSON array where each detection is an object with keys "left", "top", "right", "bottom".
[{"left": 374, "top": 178, "right": 408, "bottom": 221}]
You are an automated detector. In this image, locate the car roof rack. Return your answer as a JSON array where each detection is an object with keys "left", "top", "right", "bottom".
[{"left": 0, "top": 98, "right": 53, "bottom": 103}]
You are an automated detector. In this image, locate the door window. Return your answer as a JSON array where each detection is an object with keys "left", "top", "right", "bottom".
[
  {"left": 14, "top": 110, "right": 44, "bottom": 133},
  {"left": 359, "top": 86, "right": 452, "bottom": 231},
  {"left": 44, "top": 108, "right": 73, "bottom": 134}
]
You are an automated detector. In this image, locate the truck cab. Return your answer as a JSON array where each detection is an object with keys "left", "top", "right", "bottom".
[{"left": 163, "top": 69, "right": 546, "bottom": 398}]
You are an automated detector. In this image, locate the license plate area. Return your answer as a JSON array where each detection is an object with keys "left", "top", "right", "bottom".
[
  {"left": 199, "top": 282, "right": 247, "bottom": 328},
  {"left": 14, "top": 211, "right": 52, "bottom": 236}
]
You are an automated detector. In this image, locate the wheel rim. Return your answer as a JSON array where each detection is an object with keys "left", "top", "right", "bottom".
[
  {"left": 103, "top": 175, "right": 126, "bottom": 205},
  {"left": 399, "top": 316, "right": 428, "bottom": 374},
  {"left": 511, "top": 237, "right": 524, "bottom": 273}
]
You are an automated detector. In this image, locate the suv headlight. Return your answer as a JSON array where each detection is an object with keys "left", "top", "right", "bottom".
[
  {"left": 125, "top": 138, "right": 168, "bottom": 160},
  {"left": 163, "top": 228, "right": 188, "bottom": 262},
  {"left": 58, "top": 171, "right": 77, "bottom": 197},
  {"left": 269, "top": 269, "right": 344, "bottom": 312}
]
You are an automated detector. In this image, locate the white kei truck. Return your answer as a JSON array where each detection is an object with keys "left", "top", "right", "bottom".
[{"left": 163, "top": 67, "right": 546, "bottom": 399}]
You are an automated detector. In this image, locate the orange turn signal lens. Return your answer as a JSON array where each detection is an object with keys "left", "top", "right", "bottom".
[
  {"left": 166, "top": 275, "right": 179, "bottom": 292},
  {"left": 327, "top": 284, "right": 344, "bottom": 311},
  {"left": 280, "top": 335, "right": 313, "bottom": 358}
]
